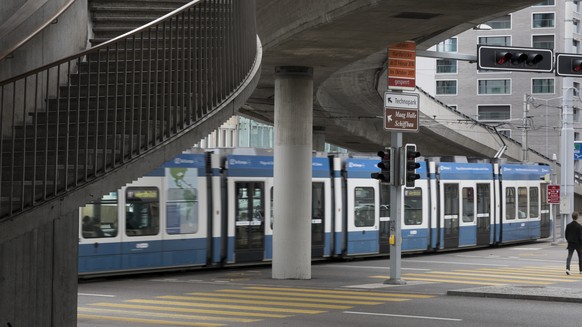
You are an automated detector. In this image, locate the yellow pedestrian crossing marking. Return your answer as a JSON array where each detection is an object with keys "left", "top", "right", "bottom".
[
  {"left": 77, "top": 314, "right": 225, "bottom": 327},
  {"left": 159, "top": 295, "right": 353, "bottom": 309},
  {"left": 79, "top": 285, "right": 433, "bottom": 326},
  {"left": 370, "top": 265, "right": 582, "bottom": 286},
  {"left": 78, "top": 307, "right": 260, "bottom": 323},
  {"left": 91, "top": 302, "right": 291, "bottom": 318},
  {"left": 186, "top": 291, "right": 385, "bottom": 305},
  {"left": 125, "top": 298, "right": 327, "bottom": 314}
]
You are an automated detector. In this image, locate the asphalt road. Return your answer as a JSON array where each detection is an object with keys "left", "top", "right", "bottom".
[{"left": 78, "top": 240, "right": 582, "bottom": 327}]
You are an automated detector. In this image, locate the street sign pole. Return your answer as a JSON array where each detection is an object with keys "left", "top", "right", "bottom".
[{"left": 385, "top": 131, "right": 405, "bottom": 285}]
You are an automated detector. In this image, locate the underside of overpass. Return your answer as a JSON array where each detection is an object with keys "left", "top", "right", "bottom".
[{"left": 245, "top": 0, "right": 546, "bottom": 158}]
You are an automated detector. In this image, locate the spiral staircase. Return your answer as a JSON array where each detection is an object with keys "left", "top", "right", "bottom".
[{"left": 0, "top": 0, "right": 261, "bottom": 325}]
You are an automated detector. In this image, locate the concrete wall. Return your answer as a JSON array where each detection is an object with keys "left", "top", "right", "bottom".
[
  {"left": 0, "top": 0, "right": 89, "bottom": 81},
  {"left": 0, "top": 210, "right": 78, "bottom": 326}
]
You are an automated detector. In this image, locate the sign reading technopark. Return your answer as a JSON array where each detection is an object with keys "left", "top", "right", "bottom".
[{"left": 383, "top": 91, "right": 419, "bottom": 132}]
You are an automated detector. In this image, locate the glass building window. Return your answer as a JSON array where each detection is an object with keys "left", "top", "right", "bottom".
[
  {"left": 478, "top": 80, "right": 511, "bottom": 95},
  {"left": 436, "top": 38, "right": 457, "bottom": 52},
  {"left": 478, "top": 105, "right": 510, "bottom": 121},
  {"left": 499, "top": 129, "right": 511, "bottom": 138},
  {"left": 532, "top": 78, "right": 554, "bottom": 94},
  {"left": 436, "top": 59, "right": 457, "bottom": 73},
  {"left": 478, "top": 36, "right": 511, "bottom": 46},
  {"left": 532, "top": 35, "right": 554, "bottom": 49},
  {"left": 436, "top": 80, "right": 457, "bottom": 95},
  {"left": 486, "top": 15, "right": 511, "bottom": 29},
  {"left": 532, "top": 13, "right": 555, "bottom": 28}
]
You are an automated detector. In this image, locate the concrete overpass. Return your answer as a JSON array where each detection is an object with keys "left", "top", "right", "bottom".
[
  {"left": 2, "top": 0, "right": 582, "bottom": 325},
  {"left": 245, "top": 0, "right": 550, "bottom": 157},
  {"left": 242, "top": 0, "right": 582, "bottom": 202}
]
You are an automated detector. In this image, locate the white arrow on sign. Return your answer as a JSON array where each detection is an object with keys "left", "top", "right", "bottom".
[{"left": 384, "top": 91, "right": 419, "bottom": 109}]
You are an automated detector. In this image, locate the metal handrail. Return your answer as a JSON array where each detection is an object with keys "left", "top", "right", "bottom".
[
  {"left": 0, "top": 0, "right": 258, "bottom": 219},
  {"left": 0, "top": 0, "right": 77, "bottom": 61}
]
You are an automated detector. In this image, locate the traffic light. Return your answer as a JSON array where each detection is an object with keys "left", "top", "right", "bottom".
[
  {"left": 477, "top": 45, "right": 553, "bottom": 73},
  {"left": 371, "top": 148, "right": 395, "bottom": 185},
  {"left": 556, "top": 53, "right": 582, "bottom": 77},
  {"left": 404, "top": 144, "right": 421, "bottom": 188}
]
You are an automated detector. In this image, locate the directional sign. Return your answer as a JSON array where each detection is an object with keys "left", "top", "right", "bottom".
[
  {"left": 384, "top": 92, "right": 419, "bottom": 109},
  {"left": 384, "top": 91, "right": 419, "bottom": 132},
  {"left": 548, "top": 185, "right": 560, "bottom": 204},
  {"left": 388, "top": 41, "right": 416, "bottom": 91}
]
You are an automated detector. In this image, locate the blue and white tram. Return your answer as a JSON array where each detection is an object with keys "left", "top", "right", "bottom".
[
  {"left": 222, "top": 149, "right": 334, "bottom": 263},
  {"left": 79, "top": 153, "right": 210, "bottom": 274},
  {"left": 78, "top": 149, "right": 553, "bottom": 276},
  {"left": 498, "top": 163, "right": 552, "bottom": 243}
]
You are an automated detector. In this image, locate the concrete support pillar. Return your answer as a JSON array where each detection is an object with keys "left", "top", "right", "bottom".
[
  {"left": 272, "top": 66, "right": 313, "bottom": 279},
  {"left": 313, "top": 126, "right": 326, "bottom": 152}
]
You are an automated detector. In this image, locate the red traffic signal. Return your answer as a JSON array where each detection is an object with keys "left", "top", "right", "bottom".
[
  {"left": 557, "top": 53, "right": 582, "bottom": 76},
  {"left": 478, "top": 45, "right": 553, "bottom": 72}
]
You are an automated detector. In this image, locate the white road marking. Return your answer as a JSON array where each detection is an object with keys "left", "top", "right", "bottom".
[
  {"left": 344, "top": 311, "right": 463, "bottom": 322},
  {"left": 78, "top": 293, "right": 116, "bottom": 298}
]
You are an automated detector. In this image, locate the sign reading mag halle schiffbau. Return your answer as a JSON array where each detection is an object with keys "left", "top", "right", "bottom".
[{"left": 384, "top": 91, "right": 419, "bottom": 132}]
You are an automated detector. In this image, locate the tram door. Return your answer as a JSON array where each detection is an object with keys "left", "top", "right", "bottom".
[
  {"left": 379, "top": 184, "right": 390, "bottom": 254},
  {"left": 443, "top": 183, "right": 459, "bottom": 249},
  {"left": 540, "top": 185, "right": 551, "bottom": 238},
  {"left": 476, "top": 184, "right": 492, "bottom": 246},
  {"left": 234, "top": 182, "right": 265, "bottom": 262},
  {"left": 312, "top": 183, "right": 325, "bottom": 257}
]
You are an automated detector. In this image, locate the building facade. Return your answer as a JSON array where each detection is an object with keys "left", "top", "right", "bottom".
[{"left": 417, "top": 0, "right": 582, "bottom": 162}]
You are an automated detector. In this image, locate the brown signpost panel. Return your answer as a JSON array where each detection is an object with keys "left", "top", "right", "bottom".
[
  {"left": 384, "top": 108, "right": 419, "bottom": 132},
  {"left": 388, "top": 41, "right": 416, "bottom": 90}
]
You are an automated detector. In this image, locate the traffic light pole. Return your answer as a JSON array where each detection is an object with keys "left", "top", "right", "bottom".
[{"left": 385, "top": 132, "right": 405, "bottom": 285}]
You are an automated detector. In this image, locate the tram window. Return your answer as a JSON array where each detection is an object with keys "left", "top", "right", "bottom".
[
  {"left": 530, "top": 187, "right": 540, "bottom": 218},
  {"left": 253, "top": 187, "right": 264, "bottom": 221},
  {"left": 444, "top": 184, "right": 459, "bottom": 217},
  {"left": 379, "top": 183, "right": 390, "bottom": 218},
  {"left": 477, "top": 184, "right": 491, "bottom": 216},
  {"left": 354, "top": 187, "right": 375, "bottom": 227},
  {"left": 462, "top": 187, "right": 475, "bottom": 223},
  {"left": 126, "top": 187, "right": 160, "bottom": 236},
  {"left": 81, "top": 192, "right": 118, "bottom": 238},
  {"left": 505, "top": 187, "right": 516, "bottom": 220},
  {"left": 166, "top": 167, "right": 199, "bottom": 235},
  {"left": 518, "top": 187, "right": 528, "bottom": 219},
  {"left": 404, "top": 188, "right": 423, "bottom": 225},
  {"left": 312, "top": 183, "right": 325, "bottom": 242}
]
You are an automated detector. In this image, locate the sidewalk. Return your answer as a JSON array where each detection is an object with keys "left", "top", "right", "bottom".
[{"left": 448, "top": 285, "right": 582, "bottom": 303}]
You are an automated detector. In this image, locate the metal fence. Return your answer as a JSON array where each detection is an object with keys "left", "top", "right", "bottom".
[{"left": 0, "top": 0, "right": 257, "bottom": 219}]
